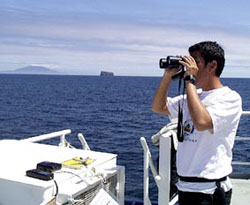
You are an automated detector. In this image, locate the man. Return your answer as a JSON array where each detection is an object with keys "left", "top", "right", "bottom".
[{"left": 152, "top": 41, "right": 242, "bottom": 205}]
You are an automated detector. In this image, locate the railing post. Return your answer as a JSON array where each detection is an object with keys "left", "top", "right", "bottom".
[
  {"left": 78, "top": 133, "right": 91, "bottom": 150},
  {"left": 158, "top": 132, "right": 171, "bottom": 205},
  {"left": 59, "top": 133, "right": 67, "bottom": 147},
  {"left": 140, "top": 137, "right": 152, "bottom": 205},
  {"left": 144, "top": 146, "right": 150, "bottom": 205}
]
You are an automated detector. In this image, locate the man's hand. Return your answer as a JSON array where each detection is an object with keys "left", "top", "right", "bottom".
[
  {"left": 164, "top": 65, "right": 183, "bottom": 77},
  {"left": 179, "top": 56, "right": 198, "bottom": 77}
]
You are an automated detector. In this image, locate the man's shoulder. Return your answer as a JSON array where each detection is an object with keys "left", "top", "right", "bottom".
[
  {"left": 221, "top": 86, "right": 242, "bottom": 101},
  {"left": 213, "top": 87, "right": 242, "bottom": 112},
  {"left": 206, "top": 86, "right": 241, "bottom": 100},
  {"left": 201, "top": 86, "right": 242, "bottom": 106}
]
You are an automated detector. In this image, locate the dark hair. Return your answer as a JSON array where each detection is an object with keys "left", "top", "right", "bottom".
[{"left": 188, "top": 41, "right": 225, "bottom": 77}]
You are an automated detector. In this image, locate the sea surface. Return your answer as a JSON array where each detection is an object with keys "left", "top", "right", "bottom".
[{"left": 0, "top": 74, "right": 249, "bottom": 201}]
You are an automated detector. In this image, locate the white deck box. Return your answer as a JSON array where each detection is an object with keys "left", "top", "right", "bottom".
[{"left": 0, "top": 140, "right": 119, "bottom": 205}]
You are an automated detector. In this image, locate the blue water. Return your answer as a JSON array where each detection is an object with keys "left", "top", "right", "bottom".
[{"left": 0, "top": 74, "right": 249, "bottom": 201}]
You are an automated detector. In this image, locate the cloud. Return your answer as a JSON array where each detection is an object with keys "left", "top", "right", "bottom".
[{"left": 1, "top": 1, "right": 250, "bottom": 76}]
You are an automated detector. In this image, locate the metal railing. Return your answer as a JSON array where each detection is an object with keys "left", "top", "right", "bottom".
[
  {"left": 21, "top": 129, "right": 91, "bottom": 150},
  {"left": 232, "top": 111, "right": 250, "bottom": 166},
  {"left": 141, "top": 130, "right": 176, "bottom": 205},
  {"left": 21, "top": 129, "right": 72, "bottom": 147},
  {"left": 242, "top": 111, "right": 250, "bottom": 115}
]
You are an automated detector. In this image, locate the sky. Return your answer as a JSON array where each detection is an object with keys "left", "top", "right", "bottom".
[{"left": 1, "top": 0, "right": 250, "bottom": 77}]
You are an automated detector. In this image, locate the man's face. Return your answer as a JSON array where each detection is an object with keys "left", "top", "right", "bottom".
[{"left": 190, "top": 50, "right": 208, "bottom": 86}]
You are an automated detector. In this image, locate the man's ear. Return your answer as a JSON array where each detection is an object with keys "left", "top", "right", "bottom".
[{"left": 208, "top": 60, "right": 217, "bottom": 74}]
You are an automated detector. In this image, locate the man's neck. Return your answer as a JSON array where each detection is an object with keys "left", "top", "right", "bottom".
[{"left": 201, "top": 77, "right": 223, "bottom": 91}]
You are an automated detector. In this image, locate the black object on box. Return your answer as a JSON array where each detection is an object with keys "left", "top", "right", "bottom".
[
  {"left": 26, "top": 169, "right": 54, "bottom": 181},
  {"left": 37, "top": 161, "right": 62, "bottom": 172}
]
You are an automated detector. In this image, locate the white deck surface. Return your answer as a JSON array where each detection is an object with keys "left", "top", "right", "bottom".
[{"left": 231, "top": 178, "right": 250, "bottom": 205}]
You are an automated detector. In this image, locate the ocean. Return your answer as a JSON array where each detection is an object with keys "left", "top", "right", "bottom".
[{"left": 0, "top": 74, "right": 249, "bottom": 201}]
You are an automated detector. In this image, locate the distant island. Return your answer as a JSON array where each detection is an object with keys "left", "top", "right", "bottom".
[
  {"left": 100, "top": 71, "right": 114, "bottom": 76},
  {"left": 2, "top": 66, "right": 58, "bottom": 75}
]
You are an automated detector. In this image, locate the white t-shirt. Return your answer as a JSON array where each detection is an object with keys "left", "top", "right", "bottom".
[{"left": 167, "top": 86, "right": 242, "bottom": 194}]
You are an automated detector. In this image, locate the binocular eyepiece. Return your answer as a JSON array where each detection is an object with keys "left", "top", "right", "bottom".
[{"left": 159, "top": 56, "right": 183, "bottom": 69}]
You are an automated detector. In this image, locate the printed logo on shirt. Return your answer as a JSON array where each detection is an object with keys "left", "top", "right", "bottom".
[
  {"left": 184, "top": 119, "right": 194, "bottom": 136},
  {"left": 183, "top": 119, "right": 197, "bottom": 142}
]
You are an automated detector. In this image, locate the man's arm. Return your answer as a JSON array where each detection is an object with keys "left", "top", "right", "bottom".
[
  {"left": 185, "top": 82, "right": 213, "bottom": 131},
  {"left": 152, "top": 67, "right": 182, "bottom": 115},
  {"left": 180, "top": 56, "right": 213, "bottom": 131}
]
